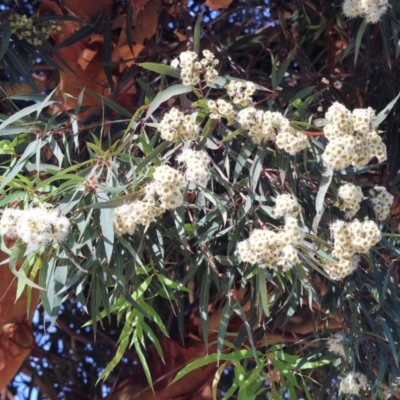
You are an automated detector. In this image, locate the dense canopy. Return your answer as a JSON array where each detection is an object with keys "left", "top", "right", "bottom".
[{"left": 0, "top": 0, "right": 400, "bottom": 399}]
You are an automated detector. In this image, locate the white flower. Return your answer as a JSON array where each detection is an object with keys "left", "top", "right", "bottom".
[
  {"left": 371, "top": 186, "right": 394, "bottom": 221},
  {"left": 238, "top": 217, "right": 303, "bottom": 271},
  {"left": 0, "top": 208, "right": 70, "bottom": 248},
  {"left": 171, "top": 50, "right": 219, "bottom": 86},
  {"left": 340, "top": 371, "right": 368, "bottom": 395},
  {"left": 225, "top": 80, "right": 255, "bottom": 107},
  {"left": 114, "top": 166, "right": 185, "bottom": 236},
  {"left": 158, "top": 108, "right": 199, "bottom": 142},
  {"left": 338, "top": 183, "right": 363, "bottom": 218},
  {"left": 323, "top": 256, "right": 360, "bottom": 280},
  {"left": 327, "top": 332, "right": 346, "bottom": 357},
  {"left": 342, "top": 0, "right": 388, "bottom": 23},
  {"left": 208, "top": 99, "right": 235, "bottom": 125},
  {"left": 275, "top": 127, "right": 309, "bottom": 155},
  {"left": 177, "top": 149, "right": 210, "bottom": 186},
  {"left": 322, "top": 103, "right": 386, "bottom": 170},
  {"left": 273, "top": 194, "right": 298, "bottom": 218}
]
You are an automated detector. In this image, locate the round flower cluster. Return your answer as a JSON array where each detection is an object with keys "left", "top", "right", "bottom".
[
  {"left": 113, "top": 200, "right": 164, "bottom": 236},
  {"left": 275, "top": 126, "right": 309, "bottom": 155},
  {"left": 323, "top": 256, "right": 360, "bottom": 281},
  {"left": 342, "top": 0, "right": 388, "bottom": 23},
  {"left": 158, "top": 108, "right": 199, "bottom": 142},
  {"left": 177, "top": 149, "right": 210, "bottom": 186},
  {"left": 10, "top": 14, "right": 50, "bottom": 46},
  {"left": 324, "top": 219, "right": 381, "bottom": 280},
  {"left": 273, "top": 194, "right": 298, "bottom": 218},
  {"left": 208, "top": 99, "right": 235, "bottom": 125},
  {"left": 114, "top": 166, "right": 184, "bottom": 236},
  {"left": 225, "top": 80, "right": 256, "bottom": 107},
  {"left": 331, "top": 219, "right": 381, "bottom": 258},
  {"left": 327, "top": 332, "right": 346, "bottom": 358},
  {"left": 322, "top": 102, "right": 387, "bottom": 169},
  {"left": 236, "top": 108, "right": 309, "bottom": 153},
  {"left": 237, "top": 216, "right": 303, "bottom": 271},
  {"left": 340, "top": 371, "right": 368, "bottom": 395},
  {"left": 338, "top": 183, "right": 363, "bottom": 219},
  {"left": 371, "top": 186, "right": 394, "bottom": 220},
  {"left": 171, "top": 50, "right": 219, "bottom": 86},
  {"left": 1, "top": 208, "right": 70, "bottom": 248}
]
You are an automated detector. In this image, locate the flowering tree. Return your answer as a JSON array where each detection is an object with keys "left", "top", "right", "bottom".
[{"left": 0, "top": 0, "right": 400, "bottom": 399}]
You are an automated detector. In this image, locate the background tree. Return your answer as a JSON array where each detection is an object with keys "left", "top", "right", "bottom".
[{"left": 0, "top": 0, "right": 400, "bottom": 399}]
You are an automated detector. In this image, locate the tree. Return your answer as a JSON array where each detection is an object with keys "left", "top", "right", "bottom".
[{"left": 0, "top": 0, "right": 400, "bottom": 398}]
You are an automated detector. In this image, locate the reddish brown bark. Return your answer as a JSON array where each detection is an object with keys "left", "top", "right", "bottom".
[{"left": 0, "top": 238, "right": 40, "bottom": 391}]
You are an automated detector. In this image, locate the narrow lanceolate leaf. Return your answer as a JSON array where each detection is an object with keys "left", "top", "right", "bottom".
[
  {"left": 1, "top": 140, "right": 47, "bottom": 190},
  {"left": 56, "top": 11, "right": 104, "bottom": 49},
  {"left": 145, "top": 84, "right": 192, "bottom": 119},
  {"left": 312, "top": 165, "right": 334, "bottom": 234},
  {"left": 84, "top": 89, "right": 133, "bottom": 118},
  {"left": 139, "top": 63, "right": 181, "bottom": 78},
  {"left": 258, "top": 268, "right": 270, "bottom": 317},
  {"left": 200, "top": 268, "right": 210, "bottom": 347},
  {"left": 374, "top": 92, "right": 400, "bottom": 128},
  {"left": 354, "top": 20, "right": 367, "bottom": 65},
  {"left": 0, "top": 102, "right": 55, "bottom": 131},
  {"left": 193, "top": 14, "right": 202, "bottom": 56},
  {"left": 172, "top": 350, "right": 258, "bottom": 384},
  {"left": 217, "top": 301, "right": 231, "bottom": 362},
  {"left": 100, "top": 207, "right": 114, "bottom": 265},
  {"left": 0, "top": 21, "right": 11, "bottom": 61}
]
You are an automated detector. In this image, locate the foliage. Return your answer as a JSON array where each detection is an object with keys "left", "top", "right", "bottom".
[{"left": 0, "top": 0, "right": 400, "bottom": 399}]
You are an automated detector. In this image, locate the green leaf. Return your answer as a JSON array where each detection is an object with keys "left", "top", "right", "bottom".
[
  {"left": 312, "top": 165, "right": 334, "bottom": 233},
  {"left": 0, "top": 21, "right": 11, "bottom": 61},
  {"left": 374, "top": 92, "right": 400, "bottom": 128},
  {"left": 193, "top": 15, "right": 202, "bottom": 56},
  {"left": 0, "top": 102, "right": 55, "bottom": 131},
  {"left": 84, "top": 89, "right": 133, "bottom": 118},
  {"left": 257, "top": 268, "right": 270, "bottom": 317},
  {"left": 145, "top": 84, "right": 192, "bottom": 119},
  {"left": 217, "top": 301, "right": 231, "bottom": 361},
  {"left": 200, "top": 268, "right": 210, "bottom": 347},
  {"left": 172, "top": 349, "right": 258, "bottom": 384},
  {"left": 56, "top": 11, "right": 104, "bottom": 49},
  {"left": 275, "top": 49, "right": 297, "bottom": 89},
  {"left": 354, "top": 20, "right": 367, "bottom": 65},
  {"left": 1, "top": 140, "right": 46, "bottom": 190},
  {"left": 139, "top": 62, "right": 181, "bottom": 78},
  {"left": 100, "top": 207, "right": 114, "bottom": 264}
]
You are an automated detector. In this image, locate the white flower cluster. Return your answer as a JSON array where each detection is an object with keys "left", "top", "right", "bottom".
[
  {"left": 114, "top": 166, "right": 184, "bottom": 236},
  {"left": 371, "top": 186, "right": 394, "bottom": 220},
  {"left": 237, "top": 216, "right": 303, "bottom": 271},
  {"left": 236, "top": 108, "right": 309, "bottom": 154},
  {"left": 208, "top": 99, "right": 235, "bottom": 125},
  {"left": 113, "top": 200, "right": 164, "bottom": 236},
  {"left": 322, "top": 102, "right": 386, "bottom": 170},
  {"left": 338, "top": 183, "right": 363, "bottom": 219},
  {"left": 0, "top": 208, "right": 70, "bottom": 248},
  {"left": 342, "top": 0, "right": 389, "bottom": 23},
  {"left": 327, "top": 332, "right": 346, "bottom": 358},
  {"left": 171, "top": 50, "right": 219, "bottom": 86},
  {"left": 323, "top": 219, "right": 381, "bottom": 280},
  {"left": 225, "top": 80, "right": 256, "bottom": 107},
  {"left": 340, "top": 371, "right": 368, "bottom": 395},
  {"left": 158, "top": 108, "right": 199, "bottom": 142},
  {"left": 177, "top": 149, "right": 210, "bottom": 186},
  {"left": 273, "top": 194, "right": 298, "bottom": 218}
]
